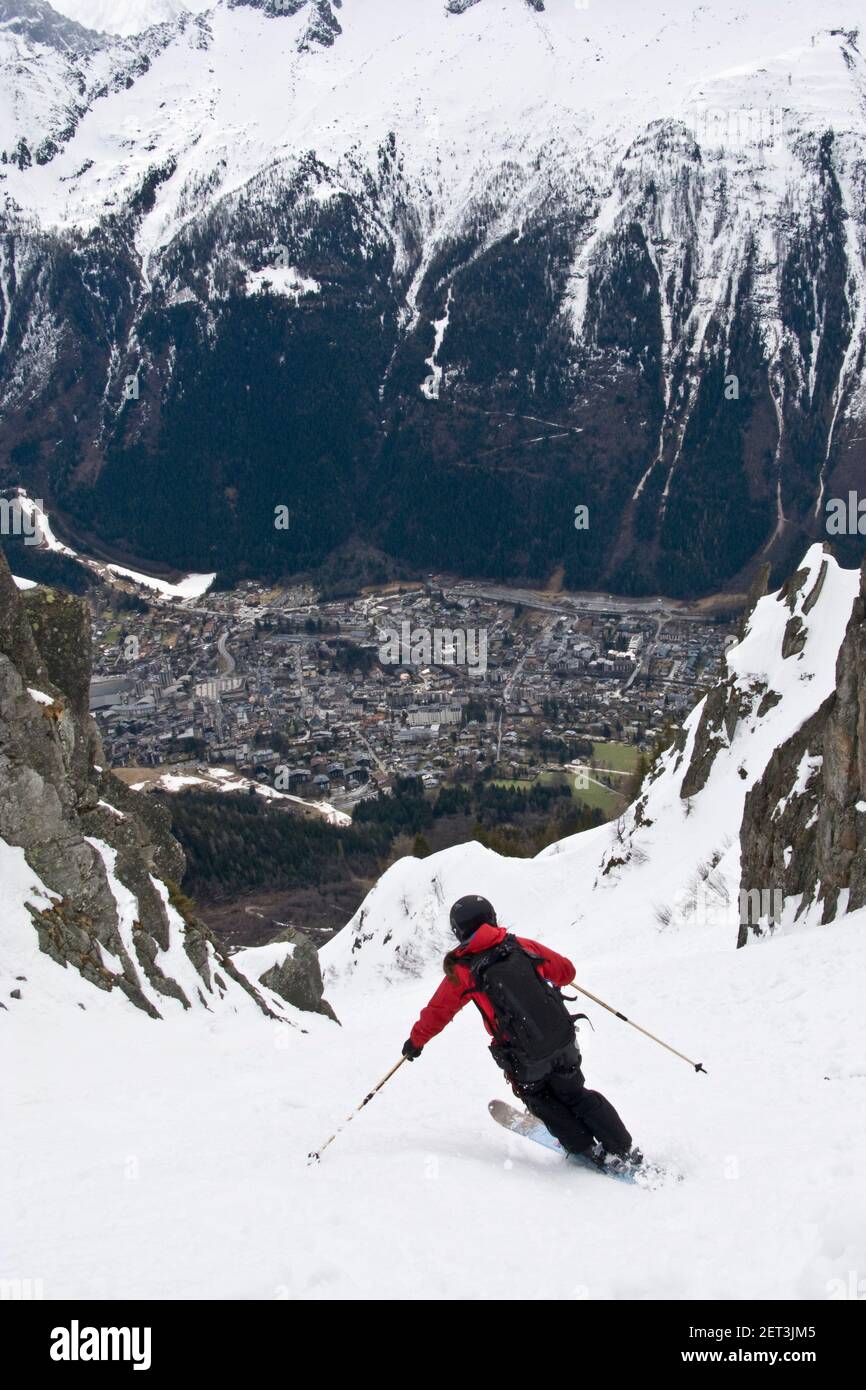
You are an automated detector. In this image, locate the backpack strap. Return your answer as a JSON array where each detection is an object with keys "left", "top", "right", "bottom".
[
  {"left": 462, "top": 933, "right": 554, "bottom": 994},
  {"left": 461, "top": 936, "right": 514, "bottom": 997}
]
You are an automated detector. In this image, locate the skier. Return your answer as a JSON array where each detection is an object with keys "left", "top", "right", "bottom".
[{"left": 402, "top": 894, "right": 642, "bottom": 1172}]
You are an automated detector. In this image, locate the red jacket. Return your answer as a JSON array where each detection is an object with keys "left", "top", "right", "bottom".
[{"left": 409, "top": 922, "right": 576, "bottom": 1048}]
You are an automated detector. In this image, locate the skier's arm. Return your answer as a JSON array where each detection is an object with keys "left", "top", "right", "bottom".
[
  {"left": 409, "top": 976, "right": 469, "bottom": 1047},
  {"left": 517, "top": 936, "right": 576, "bottom": 988}
]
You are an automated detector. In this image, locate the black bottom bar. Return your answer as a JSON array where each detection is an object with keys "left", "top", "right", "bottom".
[{"left": 7, "top": 1298, "right": 860, "bottom": 1373}]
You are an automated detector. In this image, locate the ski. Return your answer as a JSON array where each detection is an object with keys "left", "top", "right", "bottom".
[{"left": 489, "top": 1099, "right": 679, "bottom": 1188}]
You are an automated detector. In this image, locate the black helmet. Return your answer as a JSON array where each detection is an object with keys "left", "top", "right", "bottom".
[{"left": 449, "top": 895, "right": 496, "bottom": 942}]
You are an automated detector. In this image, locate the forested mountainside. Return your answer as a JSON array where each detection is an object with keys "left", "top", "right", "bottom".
[{"left": 2, "top": 0, "right": 865, "bottom": 596}]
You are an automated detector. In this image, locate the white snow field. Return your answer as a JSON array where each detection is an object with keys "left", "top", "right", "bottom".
[
  {"left": 4, "top": 896, "right": 865, "bottom": 1300},
  {"left": 3, "top": 547, "right": 866, "bottom": 1300}
]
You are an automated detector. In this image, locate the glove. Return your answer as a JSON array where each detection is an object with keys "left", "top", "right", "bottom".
[{"left": 402, "top": 1038, "right": 423, "bottom": 1061}]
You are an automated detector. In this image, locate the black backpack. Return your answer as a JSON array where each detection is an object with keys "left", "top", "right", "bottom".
[{"left": 465, "top": 935, "right": 575, "bottom": 1063}]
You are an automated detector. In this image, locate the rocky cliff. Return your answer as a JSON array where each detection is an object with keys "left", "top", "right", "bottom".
[
  {"left": 0, "top": 548, "right": 329, "bottom": 1020},
  {"left": 233, "top": 927, "right": 338, "bottom": 1021},
  {"left": 740, "top": 556, "right": 866, "bottom": 939}
]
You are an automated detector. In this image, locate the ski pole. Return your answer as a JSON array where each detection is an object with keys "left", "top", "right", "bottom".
[
  {"left": 307, "top": 1056, "right": 407, "bottom": 1163},
  {"left": 571, "top": 983, "right": 707, "bottom": 1074}
]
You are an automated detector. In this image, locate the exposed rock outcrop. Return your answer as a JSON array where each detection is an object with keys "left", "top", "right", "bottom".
[
  {"left": 301, "top": 0, "right": 342, "bottom": 50},
  {"left": 253, "top": 927, "right": 339, "bottom": 1022},
  {"left": 680, "top": 683, "right": 738, "bottom": 800},
  {"left": 230, "top": 0, "right": 341, "bottom": 48},
  {"left": 0, "top": 551, "right": 281, "bottom": 1019},
  {"left": 740, "top": 557, "right": 866, "bottom": 939}
]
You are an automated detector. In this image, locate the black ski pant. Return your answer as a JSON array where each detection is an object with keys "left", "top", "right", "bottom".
[{"left": 494, "top": 1042, "right": 632, "bottom": 1157}]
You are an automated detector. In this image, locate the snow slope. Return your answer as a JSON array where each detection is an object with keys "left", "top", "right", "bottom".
[
  {"left": 104, "top": 562, "right": 215, "bottom": 599},
  {"left": 4, "top": 880, "right": 865, "bottom": 1299},
  {"left": 4, "top": 546, "right": 866, "bottom": 1299},
  {"left": 0, "top": 834, "right": 293, "bottom": 1020}
]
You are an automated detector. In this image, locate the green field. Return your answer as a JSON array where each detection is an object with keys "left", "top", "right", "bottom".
[
  {"left": 591, "top": 740, "right": 640, "bottom": 773},
  {"left": 483, "top": 745, "right": 638, "bottom": 823},
  {"left": 538, "top": 770, "right": 626, "bottom": 819},
  {"left": 575, "top": 781, "right": 625, "bottom": 817}
]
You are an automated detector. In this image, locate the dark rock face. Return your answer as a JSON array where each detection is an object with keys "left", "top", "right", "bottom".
[
  {"left": 255, "top": 927, "right": 339, "bottom": 1021},
  {"left": 229, "top": 0, "right": 341, "bottom": 46},
  {"left": 301, "top": 0, "right": 342, "bottom": 49},
  {"left": 800, "top": 558, "right": 866, "bottom": 916},
  {"left": 0, "top": 550, "right": 276, "bottom": 1017},
  {"left": 447, "top": 1, "right": 545, "bottom": 12},
  {"left": 738, "top": 701, "right": 828, "bottom": 946},
  {"left": 680, "top": 684, "right": 734, "bottom": 800},
  {"left": 740, "top": 558, "right": 866, "bottom": 939}
]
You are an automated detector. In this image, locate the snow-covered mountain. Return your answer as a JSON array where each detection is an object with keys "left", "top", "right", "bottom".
[
  {"left": 1, "top": 0, "right": 864, "bottom": 593},
  {"left": 5, "top": 543, "right": 866, "bottom": 1298}
]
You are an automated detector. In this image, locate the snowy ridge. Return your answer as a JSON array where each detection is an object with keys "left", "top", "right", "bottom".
[
  {"left": 5, "top": 4, "right": 864, "bottom": 261},
  {"left": 591, "top": 545, "right": 860, "bottom": 935}
]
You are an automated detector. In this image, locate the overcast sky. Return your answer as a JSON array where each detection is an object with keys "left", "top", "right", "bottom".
[{"left": 50, "top": 0, "right": 211, "bottom": 37}]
